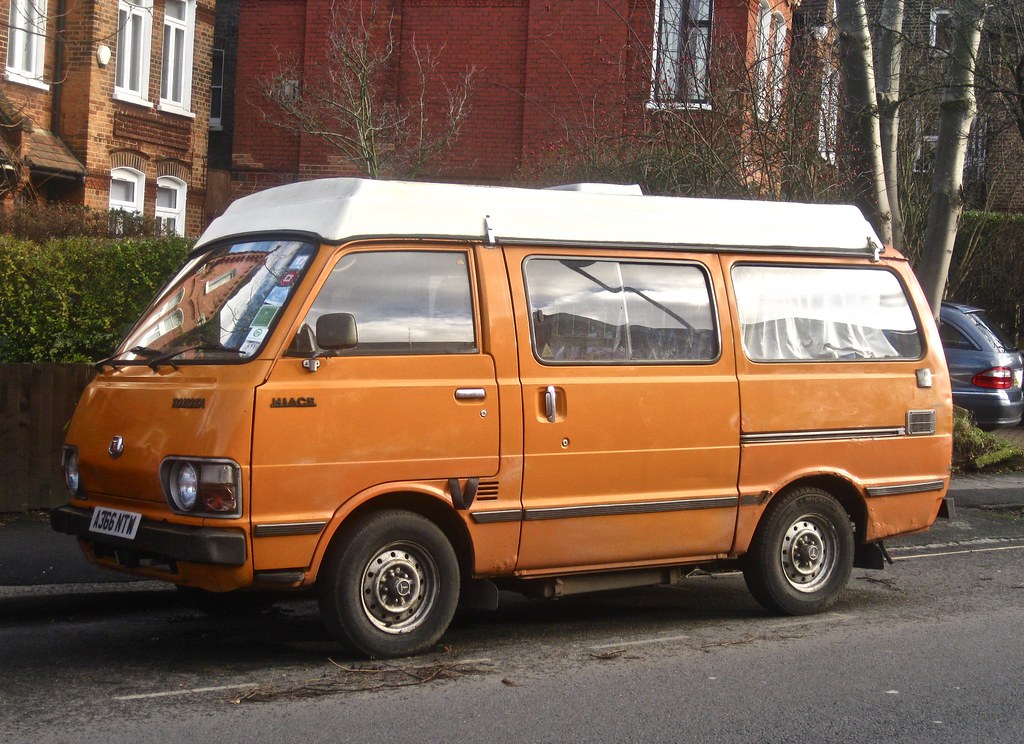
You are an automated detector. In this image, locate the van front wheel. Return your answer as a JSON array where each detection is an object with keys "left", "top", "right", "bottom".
[
  {"left": 743, "top": 487, "right": 853, "bottom": 615},
  {"left": 318, "top": 510, "right": 460, "bottom": 658}
]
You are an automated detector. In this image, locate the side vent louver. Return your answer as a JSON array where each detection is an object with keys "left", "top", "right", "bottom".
[
  {"left": 476, "top": 481, "right": 500, "bottom": 501},
  {"left": 906, "top": 409, "right": 937, "bottom": 436}
]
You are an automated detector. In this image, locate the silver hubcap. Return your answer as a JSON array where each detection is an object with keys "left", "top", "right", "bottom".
[
  {"left": 780, "top": 514, "right": 837, "bottom": 593},
  {"left": 360, "top": 542, "right": 438, "bottom": 634}
]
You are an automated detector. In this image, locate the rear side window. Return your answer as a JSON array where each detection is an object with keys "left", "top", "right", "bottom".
[
  {"left": 938, "top": 321, "right": 975, "bottom": 350},
  {"left": 965, "top": 310, "right": 1015, "bottom": 352},
  {"left": 524, "top": 258, "right": 718, "bottom": 364},
  {"left": 732, "top": 265, "right": 922, "bottom": 362},
  {"left": 298, "top": 250, "right": 476, "bottom": 355}
]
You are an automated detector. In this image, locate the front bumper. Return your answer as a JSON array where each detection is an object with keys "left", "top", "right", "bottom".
[{"left": 50, "top": 505, "right": 247, "bottom": 567}]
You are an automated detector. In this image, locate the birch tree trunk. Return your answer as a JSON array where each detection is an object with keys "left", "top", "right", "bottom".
[
  {"left": 916, "top": 2, "right": 988, "bottom": 318},
  {"left": 875, "top": 0, "right": 905, "bottom": 252},
  {"left": 835, "top": 0, "right": 893, "bottom": 245}
]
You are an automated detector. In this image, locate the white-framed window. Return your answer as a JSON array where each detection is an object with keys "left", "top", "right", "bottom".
[
  {"left": 114, "top": 0, "right": 153, "bottom": 106},
  {"left": 6, "top": 0, "right": 48, "bottom": 88},
  {"left": 914, "top": 131, "right": 939, "bottom": 174},
  {"left": 769, "top": 12, "right": 787, "bottom": 111},
  {"left": 754, "top": 4, "right": 786, "bottom": 120},
  {"left": 109, "top": 167, "right": 145, "bottom": 213},
  {"left": 651, "top": 0, "right": 712, "bottom": 107},
  {"left": 155, "top": 175, "right": 186, "bottom": 236},
  {"left": 159, "top": 0, "right": 196, "bottom": 115},
  {"left": 209, "top": 47, "right": 224, "bottom": 128},
  {"left": 930, "top": 8, "right": 953, "bottom": 54},
  {"left": 754, "top": 0, "right": 771, "bottom": 119},
  {"left": 818, "top": 58, "right": 839, "bottom": 164}
]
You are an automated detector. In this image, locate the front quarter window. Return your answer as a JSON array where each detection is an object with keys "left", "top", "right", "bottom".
[{"left": 120, "top": 239, "right": 316, "bottom": 363}]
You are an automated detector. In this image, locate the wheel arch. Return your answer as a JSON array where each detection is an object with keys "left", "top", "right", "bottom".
[
  {"left": 767, "top": 474, "right": 868, "bottom": 545},
  {"left": 313, "top": 489, "right": 474, "bottom": 586},
  {"left": 786, "top": 474, "right": 868, "bottom": 544}
]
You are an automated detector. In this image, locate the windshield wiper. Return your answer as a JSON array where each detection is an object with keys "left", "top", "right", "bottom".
[
  {"left": 129, "top": 345, "right": 162, "bottom": 357},
  {"left": 94, "top": 346, "right": 162, "bottom": 372},
  {"left": 147, "top": 343, "right": 245, "bottom": 370}
]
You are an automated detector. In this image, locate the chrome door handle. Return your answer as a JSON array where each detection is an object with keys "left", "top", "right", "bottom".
[
  {"left": 455, "top": 388, "right": 487, "bottom": 401},
  {"left": 545, "top": 385, "right": 557, "bottom": 423}
]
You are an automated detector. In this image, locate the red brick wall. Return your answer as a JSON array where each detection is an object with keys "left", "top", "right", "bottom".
[
  {"left": 228, "top": 0, "right": 782, "bottom": 195},
  {"left": 232, "top": 0, "right": 307, "bottom": 179},
  {"left": 399, "top": 0, "right": 530, "bottom": 179}
]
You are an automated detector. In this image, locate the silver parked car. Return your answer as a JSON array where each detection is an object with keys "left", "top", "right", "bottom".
[{"left": 939, "top": 301, "right": 1024, "bottom": 430}]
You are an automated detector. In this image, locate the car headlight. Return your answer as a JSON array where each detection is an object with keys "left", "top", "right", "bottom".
[
  {"left": 173, "top": 462, "right": 199, "bottom": 511},
  {"left": 161, "top": 458, "right": 242, "bottom": 517},
  {"left": 63, "top": 446, "right": 82, "bottom": 498}
]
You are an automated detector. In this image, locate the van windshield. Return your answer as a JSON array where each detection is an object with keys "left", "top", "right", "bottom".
[{"left": 117, "top": 239, "right": 316, "bottom": 364}]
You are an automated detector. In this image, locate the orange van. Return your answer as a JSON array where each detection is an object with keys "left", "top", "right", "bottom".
[{"left": 52, "top": 178, "right": 952, "bottom": 658}]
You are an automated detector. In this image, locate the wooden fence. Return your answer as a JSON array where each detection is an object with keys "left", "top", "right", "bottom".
[{"left": 0, "top": 364, "right": 93, "bottom": 512}]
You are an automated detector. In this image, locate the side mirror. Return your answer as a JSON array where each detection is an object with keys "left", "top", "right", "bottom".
[{"left": 316, "top": 313, "right": 358, "bottom": 351}]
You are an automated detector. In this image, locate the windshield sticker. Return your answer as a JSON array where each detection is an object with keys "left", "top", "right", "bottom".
[
  {"left": 288, "top": 255, "right": 310, "bottom": 270},
  {"left": 280, "top": 271, "right": 299, "bottom": 287},
  {"left": 244, "top": 325, "right": 269, "bottom": 346},
  {"left": 266, "top": 286, "right": 290, "bottom": 306},
  {"left": 252, "top": 304, "right": 279, "bottom": 327},
  {"left": 240, "top": 339, "right": 262, "bottom": 356}
]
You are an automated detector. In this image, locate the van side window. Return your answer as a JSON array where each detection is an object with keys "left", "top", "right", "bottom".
[
  {"left": 295, "top": 250, "right": 476, "bottom": 355},
  {"left": 524, "top": 258, "right": 718, "bottom": 363},
  {"left": 732, "top": 265, "right": 922, "bottom": 362}
]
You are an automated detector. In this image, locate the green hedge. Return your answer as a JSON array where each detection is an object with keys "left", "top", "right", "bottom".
[
  {"left": 947, "top": 211, "right": 1024, "bottom": 345},
  {"left": 0, "top": 237, "right": 192, "bottom": 363}
]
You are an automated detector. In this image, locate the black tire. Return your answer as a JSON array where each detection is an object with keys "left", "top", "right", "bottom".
[
  {"left": 742, "top": 487, "right": 854, "bottom": 615},
  {"left": 317, "top": 510, "right": 460, "bottom": 659},
  {"left": 176, "top": 586, "right": 276, "bottom": 616}
]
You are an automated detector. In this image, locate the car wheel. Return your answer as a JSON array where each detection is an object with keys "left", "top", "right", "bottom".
[
  {"left": 318, "top": 510, "right": 459, "bottom": 659},
  {"left": 743, "top": 487, "right": 854, "bottom": 615}
]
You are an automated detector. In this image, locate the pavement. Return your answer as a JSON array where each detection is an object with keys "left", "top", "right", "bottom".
[{"left": 3, "top": 431, "right": 1024, "bottom": 595}]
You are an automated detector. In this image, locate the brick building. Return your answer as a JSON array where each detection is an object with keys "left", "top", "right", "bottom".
[
  {"left": 0, "top": 0, "right": 216, "bottom": 236},
  {"left": 215, "top": 0, "right": 795, "bottom": 198}
]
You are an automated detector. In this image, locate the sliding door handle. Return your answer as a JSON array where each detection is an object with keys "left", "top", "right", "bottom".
[{"left": 545, "top": 385, "right": 557, "bottom": 423}]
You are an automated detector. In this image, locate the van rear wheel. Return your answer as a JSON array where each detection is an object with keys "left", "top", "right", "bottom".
[
  {"left": 743, "top": 487, "right": 853, "bottom": 615},
  {"left": 318, "top": 510, "right": 459, "bottom": 659}
]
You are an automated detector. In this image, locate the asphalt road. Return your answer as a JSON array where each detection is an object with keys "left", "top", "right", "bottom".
[{"left": 1, "top": 493, "right": 1023, "bottom": 743}]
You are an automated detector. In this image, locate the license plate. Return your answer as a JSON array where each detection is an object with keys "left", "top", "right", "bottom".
[
  {"left": 88, "top": 507, "right": 142, "bottom": 540},
  {"left": 1015, "top": 370, "right": 1022, "bottom": 389}
]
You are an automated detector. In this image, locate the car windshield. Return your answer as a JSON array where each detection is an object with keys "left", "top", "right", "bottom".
[
  {"left": 967, "top": 310, "right": 1016, "bottom": 352},
  {"left": 117, "top": 239, "right": 317, "bottom": 363}
]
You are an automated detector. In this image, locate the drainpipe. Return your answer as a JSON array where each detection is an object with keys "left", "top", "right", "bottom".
[{"left": 50, "top": 0, "right": 66, "bottom": 136}]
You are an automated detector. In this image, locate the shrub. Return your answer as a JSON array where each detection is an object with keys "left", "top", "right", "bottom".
[
  {"left": 0, "top": 202, "right": 170, "bottom": 241},
  {"left": 952, "top": 406, "right": 1024, "bottom": 472},
  {"left": 0, "top": 236, "right": 191, "bottom": 363},
  {"left": 946, "top": 211, "right": 1024, "bottom": 344}
]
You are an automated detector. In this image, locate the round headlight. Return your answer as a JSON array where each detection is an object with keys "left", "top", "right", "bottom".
[
  {"left": 64, "top": 448, "right": 80, "bottom": 495},
  {"left": 175, "top": 462, "right": 199, "bottom": 511}
]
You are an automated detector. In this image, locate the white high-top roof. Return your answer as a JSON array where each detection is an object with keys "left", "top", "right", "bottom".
[{"left": 196, "top": 178, "right": 882, "bottom": 255}]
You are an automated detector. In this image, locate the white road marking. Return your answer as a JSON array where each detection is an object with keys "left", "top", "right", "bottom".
[
  {"left": 590, "top": 613, "right": 852, "bottom": 652},
  {"left": 888, "top": 536, "right": 1024, "bottom": 552},
  {"left": 591, "top": 633, "right": 692, "bottom": 650},
  {"left": 112, "top": 657, "right": 495, "bottom": 702},
  {"left": 892, "top": 544, "right": 1024, "bottom": 561},
  {"left": 114, "top": 683, "right": 256, "bottom": 701}
]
